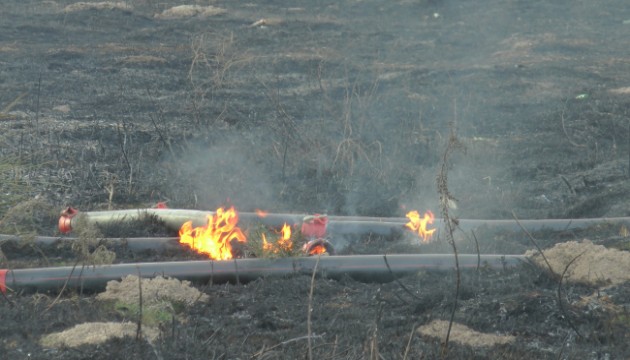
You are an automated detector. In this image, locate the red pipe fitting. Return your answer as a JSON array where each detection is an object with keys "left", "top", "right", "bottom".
[
  {"left": 58, "top": 207, "right": 78, "bottom": 234},
  {"left": 301, "top": 214, "right": 328, "bottom": 238},
  {"left": 0, "top": 269, "right": 7, "bottom": 294}
]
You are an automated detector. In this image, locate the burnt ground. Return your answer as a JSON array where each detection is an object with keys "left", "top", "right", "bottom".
[{"left": 1, "top": 0, "right": 630, "bottom": 358}]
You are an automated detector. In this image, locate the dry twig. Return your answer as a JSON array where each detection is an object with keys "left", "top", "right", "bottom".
[
  {"left": 307, "top": 256, "right": 320, "bottom": 360},
  {"left": 136, "top": 266, "right": 143, "bottom": 341},
  {"left": 437, "top": 119, "right": 464, "bottom": 358},
  {"left": 383, "top": 254, "right": 420, "bottom": 303},
  {"left": 557, "top": 251, "right": 587, "bottom": 339},
  {"left": 402, "top": 323, "right": 417, "bottom": 360},
  {"left": 511, "top": 211, "right": 555, "bottom": 279},
  {"left": 560, "top": 99, "right": 586, "bottom": 148},
  {"left": 45, "top": 259, "right": 81, "bottom": 312},
  {"left": 512, "top": 210, "right": 585, "bottom": 339}
]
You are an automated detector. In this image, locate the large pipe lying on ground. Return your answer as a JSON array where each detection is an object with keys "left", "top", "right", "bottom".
[
  {"left": 0, "top": 254, "right": 527, "bottom": 294},
  {"left": 0, "top": 235, "right": 333, "bottom": 256},
  {"left": 0, "top": 234, "right": 181, "bottom": 251},
  {"left": 58, "top": 208, "right": 630, "bottom": 236}
]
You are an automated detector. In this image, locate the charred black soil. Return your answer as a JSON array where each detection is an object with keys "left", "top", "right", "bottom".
[{"left": 1, "top": 0, "right": 630, "bottom": 359}]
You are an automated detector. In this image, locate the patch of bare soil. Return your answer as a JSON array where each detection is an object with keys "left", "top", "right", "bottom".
[
  {"left": 417, "top": 320, "right": 515, "bottom": 347},
  {"left": 155, "top": 5, "right": 226, "bottom": 20},
  {"left": 40, "top": 321, "right": 159, "bottom": 348},
  {"left": 1, "top": 0, "right": 630, "bottom": 358},
  {"left": 63, "top": 2, "right": 132, "bottom": 13},
  {"left": 527, "top": 239, "right": 630, "bottom": 287},
  {"left": 96, "top": 274, "right": 209, "bottom": 306}
]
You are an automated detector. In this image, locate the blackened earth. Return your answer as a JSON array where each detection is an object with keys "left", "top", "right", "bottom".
[{"left": 1, "top": 0, "right": 630, "bottom": 358}]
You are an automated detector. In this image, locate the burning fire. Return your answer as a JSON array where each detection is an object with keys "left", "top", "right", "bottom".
[
  {"left": 255, "top": 209, "right": 268, "bottom": 218},
  {"left": 309, "top": 246, "right": 326, "bottom": 255},
  {"left": 179, "top": 206, "right": 246, "bottom": 260},
  {"left": 262, "top": 223, "right": 293, "bottom": 254},
  {"left": 405, "top": 210, "right": 436, "bottom": 243},
  {"left": 179, "top": 207, "right": 330, "bottom": 258},
  {"left": 306, "top": 240, "right": 328, "bottom": 255}
]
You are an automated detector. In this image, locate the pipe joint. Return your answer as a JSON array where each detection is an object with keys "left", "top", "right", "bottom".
[{"left": 58, "top": 207, "right": 78, "bottom": 234}]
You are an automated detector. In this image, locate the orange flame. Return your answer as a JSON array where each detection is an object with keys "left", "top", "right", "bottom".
[
  {"left": 179, "top": 207, "right": 246, "bottom": 260},
  {"left": 278, "top": 223, "right": 292, "bottom": 251},
  {"left": 405, "top": 210, "right": 436, "bottom": 243},
  {"left": 303, "top": 239, "right": 330, "bottom": 256},
  {"left": 255, "top": 209, "right": 268, "bottom": 218},
  {"left": 308, "top": 244, "right": 327, "bottom": 255},
  {"left": 262, "top": 223, "right": 293, "bottom": 254}
]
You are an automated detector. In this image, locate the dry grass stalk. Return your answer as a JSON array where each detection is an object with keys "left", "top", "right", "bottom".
[
  {"left": 436, "top": 117, "right": 465, "bottom": 358},
  {"left": 307, "top": 256, "right": 320, "bottom": 360}
]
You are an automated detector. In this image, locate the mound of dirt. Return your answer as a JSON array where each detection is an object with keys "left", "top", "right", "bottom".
[
  {"left": 526, "top": 239, "right": 630, "bottom": 286},
  {"left": 40, "top": 322, "right": 158, "bottom": 348},
  {"left": 96, "top": 275, "right": 209, "bottom": 306},
  {"left": 155, "top": 5, "right": 226, "bottom": 19},
  {"left": 63, "top": 2, "right": 132, "bottom": 13},
  {"left": 417, "top": 320, "right": 515, "bottom": 347}
]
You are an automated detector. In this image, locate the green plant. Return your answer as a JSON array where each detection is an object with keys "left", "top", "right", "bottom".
[{"left": 113, "top": 300, "right": 173, "bottom": 327}]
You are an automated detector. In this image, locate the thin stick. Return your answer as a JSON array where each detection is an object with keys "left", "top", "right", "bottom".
[
  {"left": 35, "top": 74, "right": 41, "bottom": 133},
  {"left": 331, "top": 335, "right": 338, "bottom": 359},
  {"left": 560, "top": 175, "right": 576, "bottom": 195},
  {"left": 511, "top": 211, "right": 556, "bottom": 279},
  {"left": 0, "top": 284, "right": 14, "bottom": 305},
  {"left": 560, "top": 99, "right": 585, "bottom": 148},
  {"left": 252, "top": 333, "right": 325, "bottom": 358},
  {"left": 136, "top": 266, "right": 143, "bottom": 341},
  {"left": 307, "top": 256, "right": 321, "bottom": 360},
  {"left": 402, "top": 323, "right": 416, "bottom": 360},
  {"left": 557, "top": 251, "right": 586, "bottom": 339},
  {"left": 383, "top": 254, "right": 420, "bottom": 302},
  {"left": 470, "top": 230, "right": 481, "bottom": 271},
  {"left": 441, "top": 222, "right": 460, "bottom": 360},
  {"left": 369, "top": 304, "right": 383, "bottom": 360},
  {"left": 513, "top": 210, "right": 584, "bottom": 338},
  {"left": 437, "top": 118, "right": 463, "bottom": 359},
  {"left": 1, "top": 92, "right": 28, "bottom": 114},
  {"left": 145, "top": 87, "right": 174, "bottom": 156},
  {"left": 29, "top": 242, "right": 51, "bottom": 268},
  {"left": 45, "top": 259, "right": 81, "bottom": 312}
]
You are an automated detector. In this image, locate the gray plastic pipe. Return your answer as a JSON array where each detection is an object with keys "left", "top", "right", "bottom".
[
  {"left": 0, "top": 234, "right": 180, "bottom": 251},
  {"left": 58, "top": 208, "right": 630, "bottom": 236},
  {"left": 0, "top": 254, "right": 527, "bottom": 294}
]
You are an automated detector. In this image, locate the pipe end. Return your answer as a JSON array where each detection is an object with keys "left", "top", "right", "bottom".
[
  {"left": 303, "top": 238, "right": 334, "bottom": 256},
  {"left": 155, "top": 202, "right": 168, "bottom": 209},
  {"left": 0, "top": 269, "right": 7, "bottom": 294},
  {"left": 59, "top": 207, "right": 78, "bottom": 234}
]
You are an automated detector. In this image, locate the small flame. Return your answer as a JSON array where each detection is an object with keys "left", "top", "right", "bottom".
[
  {"left": 405, "top": 210, "right": 436, "bottom": 243},
  {"left": 303, "top": 239, "right": 331, "bottom": 256},
  {"left": 308, "top": 244, "right": 328, "bottom": 255},
  {"left": 262, "top": 233, "right": 273, "bottom": 251},
  {"left": 179, "top": 206, "right": 246, "bottom": 260},
  {"left": 255, "top": 209, "right": 268, "bottom": 218},
  {"left": 263, "top": 223, "right": 293, "bottom": 254},
  {"left": 278, "top": 223, "right": 292, "bottom": 251}
]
